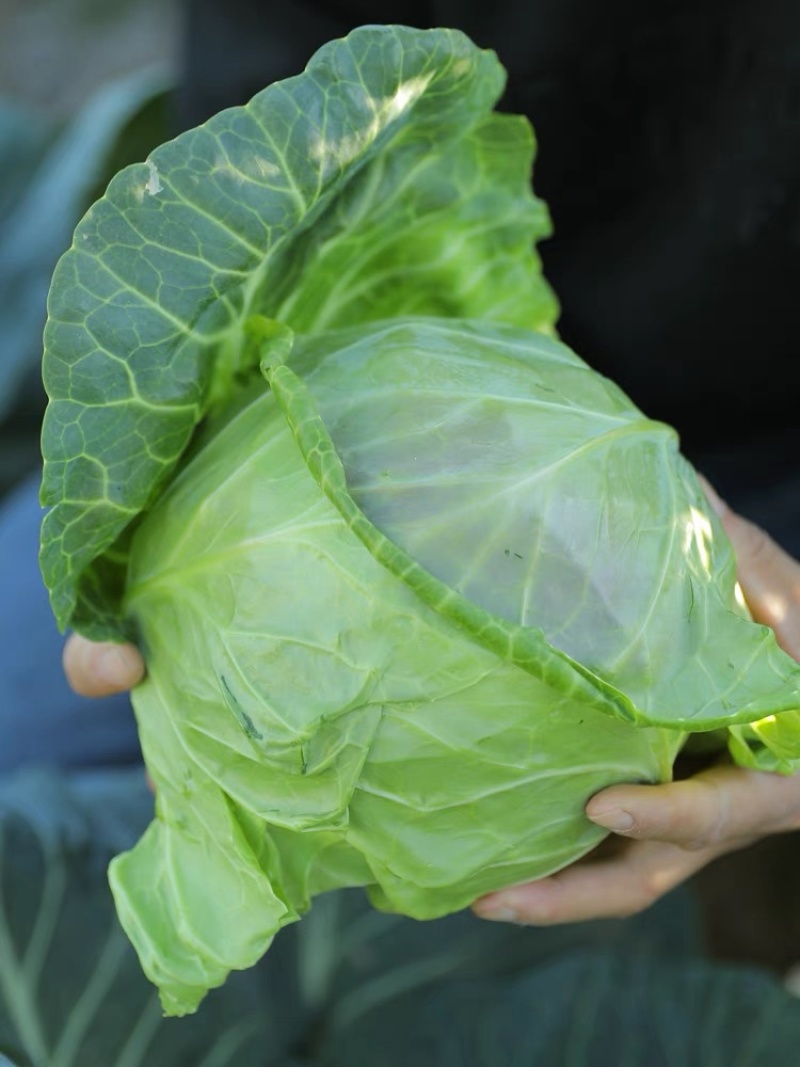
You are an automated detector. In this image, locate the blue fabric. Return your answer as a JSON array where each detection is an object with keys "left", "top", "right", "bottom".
[{"left": 0, "top": 474, "right": 141, "bottom": 771}]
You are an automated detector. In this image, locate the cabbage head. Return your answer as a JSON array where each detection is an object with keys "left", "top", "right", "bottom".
[{"left": 39, "top": 25, "right": 800, "bottom": 1016}]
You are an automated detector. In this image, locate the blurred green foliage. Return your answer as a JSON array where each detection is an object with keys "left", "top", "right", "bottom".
[
  {"left": 0, "top": 0, "right": 176, "bottom": 117},
  {"left": 3, "top": 766, "right": 800, "bottom": 1067}
]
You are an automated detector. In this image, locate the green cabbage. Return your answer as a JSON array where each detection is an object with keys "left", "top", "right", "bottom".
[{"left": 39, "top": 25, "right": 800, "bottom": 1016}]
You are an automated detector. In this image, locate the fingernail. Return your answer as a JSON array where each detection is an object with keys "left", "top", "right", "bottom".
[
  {"left": 473, "top": 894, "right": 521, "bottom": 922},
  {"left": 474, "top": 904, "right": 519, "bottom": 923},
  {"left": 97, "top": 645, "right": 139, "bottom": 688},
  {"left": 698, "top": 474, "right": 727, "bottom": 517},
  {"left": 588, "top": 807, "right": 635, "bottom": 832}
]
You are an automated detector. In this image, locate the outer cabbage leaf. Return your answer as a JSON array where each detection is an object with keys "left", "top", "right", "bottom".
[
  {"left": 109, "top": 317, "right": 800, "bottom": 1015},
  {"left": 271, "top": 318, "right": 800, "bottom": 735},
  {"left": 40, "top": 25, "right": 555, "bottom": 639}
]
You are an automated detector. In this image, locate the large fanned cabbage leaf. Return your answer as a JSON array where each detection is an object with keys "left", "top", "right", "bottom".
[
  {"left": 40, "top": 24, "right": 555, "bottom": 638},
  {"left": 39, "top": 26, "right": 800, "bottom": 1016}
]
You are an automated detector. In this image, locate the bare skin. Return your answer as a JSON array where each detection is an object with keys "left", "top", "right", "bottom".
[
  {"left": 62, "top": 634, "right": 144, "bottom": 698},
  {"left": 62, "top": 482, "right": 800, "bottom": 925}
]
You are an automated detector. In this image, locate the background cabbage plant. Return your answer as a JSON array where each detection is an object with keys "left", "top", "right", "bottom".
[
  {"left": 39, "top": 25, "right": 800, "bottom": 1015},
  {"left": 4, "top": 767, "right": 800, "bottom": 1067}
]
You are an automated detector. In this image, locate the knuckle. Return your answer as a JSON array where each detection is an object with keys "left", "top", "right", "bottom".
[{"left": 685, "top": 778, "right": 731, "bottom": 850}]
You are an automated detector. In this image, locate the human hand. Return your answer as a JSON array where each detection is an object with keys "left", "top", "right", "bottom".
[
  {"left": 62, "top": 633, "right": 145, "bottom": 697},
  {"left": 473, "top": 482, "right": 800, "bottom": 925}
]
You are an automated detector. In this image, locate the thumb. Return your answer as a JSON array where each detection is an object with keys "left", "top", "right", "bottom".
[
  {"left": 699, "top": 476, "right": 800, "bottom": 660},
  {"left": 586, "top": 764, "right": 800, "bottom": 848},
  {"left": 63, "top": 634, "right": 145, "bottom": 697}
]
